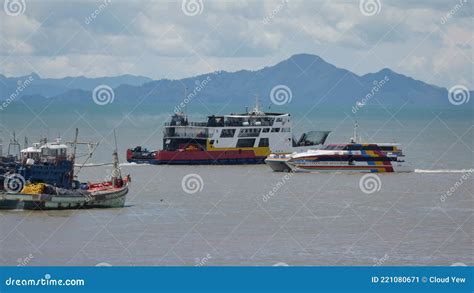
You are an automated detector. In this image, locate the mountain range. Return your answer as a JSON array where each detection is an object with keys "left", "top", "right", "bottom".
[{"left": 1, "top": 54, "right": 471, "bottom": 108}]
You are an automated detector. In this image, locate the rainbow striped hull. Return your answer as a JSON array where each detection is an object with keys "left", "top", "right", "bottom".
[{"left": 266, "top": 143, "right": 413, "bottom": 173}]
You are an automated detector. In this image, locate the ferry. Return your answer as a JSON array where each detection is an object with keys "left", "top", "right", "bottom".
[
  {"left": 265, "top": 124, "right": 412, "bottom": 173},
  {"left": 127, "top": 100, "right": 330, "bottom": 165}
]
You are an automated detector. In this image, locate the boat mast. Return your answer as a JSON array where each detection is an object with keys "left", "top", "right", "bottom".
[
  {"left": 184, "top": 86, "right": 188, "bottom": 124},
  {"left": 71, "top": 128, "right": 79, "bottom": 164},
  {"left": 352, "top": 121, "right": 359, "bottom": 143},
  {"left": 112, "top": 129, "right": 121, "bottom": 186},
  {"left": 7, "top": 131, "right": 21, "bottom": 158}
]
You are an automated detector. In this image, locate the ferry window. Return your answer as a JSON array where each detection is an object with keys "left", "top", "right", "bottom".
[
  {"left": 258, "top": 138, "right": 269, "bottom": 147},
  {"left": 210, "top": 140, "right": 215, "bottom": 145},
  {"left": 236, "top": 139, "right": 255, "bottom": 148},
  {"left": 281, "top": 128, "right": 290, "bottom": 132},
  {"left": 380, "top": 146, "right": 394, "bottom": 151},
  {"left": 238, "top": 128, "right": 261, "bottom": 137},
  {"left": 276, "top": 118, "right": 282, "bottom": 122},
  {"left": 262, "top": 128, "right": 270, "bottom": 133},
  {"left": 271, "top": 128, "right": 280, "bottom": 132},
  {"left": 220, "top": 129, "right": 236, "bottom": 138},
  {"left": 364, "top": 145, "right": 379, "bottom": 150},
  {"left": 345, "top": 145, "right": 362, "bottom": 151}
]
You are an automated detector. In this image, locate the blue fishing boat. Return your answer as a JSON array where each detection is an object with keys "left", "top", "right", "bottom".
[{"left": 0, "top": 129, "right": 130, "bottom": 210}]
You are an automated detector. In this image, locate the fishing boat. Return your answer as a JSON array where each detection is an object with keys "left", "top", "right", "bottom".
[
  {"left": 265, "top": 123, "right": 413, "bottom": 173},
  {"left": 0, "top": 129, "right": 130, "bottom": 210},
  {"left": 127, "top": 98, "right": 330, "bottom": 165}
]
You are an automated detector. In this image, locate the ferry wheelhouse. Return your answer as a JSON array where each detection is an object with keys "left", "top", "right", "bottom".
[{"left": 127, "top": 102, "right": 330, "bottom": 165}]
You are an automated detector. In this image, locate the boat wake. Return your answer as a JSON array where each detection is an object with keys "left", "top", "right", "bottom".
[
  {"left": 415, "top": 169, "right": 473, "bottom": 174},
  {"left": 75, "top": 163, "right": 113, "bottom": 167},
  {"left": 120, "top": 162, "right": 151, "bottom": 167}
]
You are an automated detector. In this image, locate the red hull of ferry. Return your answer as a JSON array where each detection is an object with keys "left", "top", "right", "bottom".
[{"left": 126, "top": 149, "right": 266, "bottom": 165}]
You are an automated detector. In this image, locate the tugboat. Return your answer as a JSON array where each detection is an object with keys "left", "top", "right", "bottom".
[
  {"left": 0, "top": 129, "right": 130, "bottom": 210},
  {"left": 127, "top": 98, "right": 330, "bottom": 165},
  {"left": 265, "top": 123, "right": 413, "bottom": 173}
]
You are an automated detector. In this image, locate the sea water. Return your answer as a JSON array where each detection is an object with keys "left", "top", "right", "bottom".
[{"left": 0, "top": 104, "right": 472, "bottom": 266}]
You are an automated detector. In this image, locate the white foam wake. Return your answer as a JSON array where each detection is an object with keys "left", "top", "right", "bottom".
[
  {"left": 74, "top": 163, "right": 112, "bottom": 167},
  {"left": 119, "top": 162, "right": 151, "bottom": 167},
  {"left": 415, "top": 169, "right": 473, "bottom": 174}
]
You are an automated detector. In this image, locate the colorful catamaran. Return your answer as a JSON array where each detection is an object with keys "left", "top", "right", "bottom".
[
  {"left": 265, "top": 123, "right": 412, "bottom": 173},
  {"left": 127, "top": 100, "right": 330, "bottom": 165}
]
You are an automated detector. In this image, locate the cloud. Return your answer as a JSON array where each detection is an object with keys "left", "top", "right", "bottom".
[{"left": 0, "top": 0, "right": 472, "bottom": 89}]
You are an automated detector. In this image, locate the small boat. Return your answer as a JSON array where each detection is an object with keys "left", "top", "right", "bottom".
[
  {"left": 265, "top": 123, "right": 413, "bottom": 173},
  {"left": 126, "top": 96, "right": 330, "bottom": 165},
  {"left": 0, "top": 129, "right": 130, "bottom": 210}
]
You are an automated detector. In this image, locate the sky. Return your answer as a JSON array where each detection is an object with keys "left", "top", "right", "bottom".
[{"left": 0, "top": 0, "right": 472, "bottom": 89}]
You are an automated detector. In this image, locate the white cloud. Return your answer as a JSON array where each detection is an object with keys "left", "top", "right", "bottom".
[{"left": 0, "top": 0, "right": 472, "bottom": 88}]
